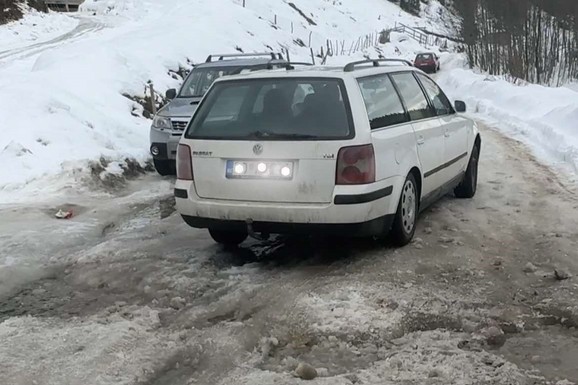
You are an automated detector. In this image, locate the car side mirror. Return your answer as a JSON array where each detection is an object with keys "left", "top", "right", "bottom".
[
  {"left": 166, "top": 88, "right": 177, "bottom": 100},
  {"left": 455, "top": 100, "right": 466, "bottom": 113}
]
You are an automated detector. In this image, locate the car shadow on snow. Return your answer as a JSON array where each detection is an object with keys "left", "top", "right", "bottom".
[{"left": 211, "top": 234, "right": 396, "bottom": 270}]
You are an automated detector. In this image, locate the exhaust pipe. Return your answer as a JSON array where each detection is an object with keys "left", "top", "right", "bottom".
[{"left": 246, "top": 219, "right": 270, "bottom": 241}]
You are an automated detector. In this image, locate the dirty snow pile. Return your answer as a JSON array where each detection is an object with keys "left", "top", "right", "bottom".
[
  {"left": 0, "top": 0, "right": 449, "bottom": 201},
  {"left": 438, "top": 56, "right": 578, "bottom": 179}
]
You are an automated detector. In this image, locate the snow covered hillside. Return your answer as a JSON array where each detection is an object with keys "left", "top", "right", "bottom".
[{"left": 0, "top": 0, "right": 449, "bottom": 201}]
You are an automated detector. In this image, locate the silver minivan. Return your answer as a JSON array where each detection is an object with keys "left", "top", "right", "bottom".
[{"left": 150, "top": 53, "right": 286, "bottom": 175}]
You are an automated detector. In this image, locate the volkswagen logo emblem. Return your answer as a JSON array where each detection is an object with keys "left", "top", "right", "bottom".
[{"left": 253, "top": 144, "right": 263, "bottom": 155}]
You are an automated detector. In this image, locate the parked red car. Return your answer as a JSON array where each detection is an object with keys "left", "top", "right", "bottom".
[{"left": 413, "top": 52, "right": 440, "bottom": 73}]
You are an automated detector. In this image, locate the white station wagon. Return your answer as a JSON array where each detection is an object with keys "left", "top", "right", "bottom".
[{"left": 174, "top": 59, "right": 481, "bottom": 246}]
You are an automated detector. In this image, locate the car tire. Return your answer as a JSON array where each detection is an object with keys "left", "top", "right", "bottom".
[
  {"left": 454, "top": 145, "right": 480, "bottom": 199},
  {"left": 209, "top": 229, "right": 248, "bottom": 246},
  {"left": 153, "top": 159, "right": 174, "bottom": 176},
  {"left": 390, "top": 174, "right": 419, "bottom": 246}
]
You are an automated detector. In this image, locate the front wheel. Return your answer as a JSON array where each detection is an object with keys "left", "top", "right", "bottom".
[
  {"left": 390, "top": 174, "right": 419, "bottom": 246},
  {"left": 209, "top": 229, "right": 248, "bottom": 246},
  {"left": 455, "top": 145, "right": 480, "bottom": 199}
]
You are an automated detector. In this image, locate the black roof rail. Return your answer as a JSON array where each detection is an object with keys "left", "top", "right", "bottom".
[
  {"left": 343, "top": 59, "right": 413, "bottom": 72},
  {"left": 277, "top": 62, "right": 314, "bottom": 70},
  {"left": 230, "top": 62, "right": 313, "bottom": 75},
  {"left": 230, "top": 60, "right": 306, "bottom": 74},
  {"left": 205, "top": 52, "right": 284, "bottom": 63}
]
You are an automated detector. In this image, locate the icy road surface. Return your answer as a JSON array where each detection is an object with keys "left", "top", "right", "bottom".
[{"left": 0, "top": 125, "right": 577, "bottom": 385}]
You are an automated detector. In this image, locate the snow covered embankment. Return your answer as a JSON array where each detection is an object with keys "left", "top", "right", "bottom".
[{"left": 438, "top": 60, "right": 578, "bottom": 179}]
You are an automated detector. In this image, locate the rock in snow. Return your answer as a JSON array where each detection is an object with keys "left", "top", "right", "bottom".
[
  {"left": 169, "top": 296, "right": 186, "bottom": 310},
  {"left": 523, "top": 262, "right": 538, "bottom": 273},
  {"left": 554, "top": 269, "right": 572, "bottom": 281},
  {"left": 481, "top": 326, "right": 506, "bottom": 347},
  {"left": 295, "top": 362, "right": 318, "bottom": 380}
]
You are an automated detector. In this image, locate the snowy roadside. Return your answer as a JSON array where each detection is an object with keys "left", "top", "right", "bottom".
[
  {"left": 437, "top": 55, "right": 578, "bottom": 183},
  {"left": 0, "top": 9, "right": 78, "bottom": 52}
]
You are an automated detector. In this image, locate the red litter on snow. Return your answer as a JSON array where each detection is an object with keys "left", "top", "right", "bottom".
[{"left": 55, "top": 209, "right": 73, "bottom": 219}]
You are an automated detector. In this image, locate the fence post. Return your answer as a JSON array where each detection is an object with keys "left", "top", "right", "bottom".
[
  {"left": 308, "top": 31, "right": 313, "bottom": 47},
  {"left": 149, "top": 83, "right": 157, "bottom": 115},
  {"left": 310, "top": 48, "right": 315, "bottom": 65},
  {"left": 243, "top": 0, "right": 245, "bottom": 7}
]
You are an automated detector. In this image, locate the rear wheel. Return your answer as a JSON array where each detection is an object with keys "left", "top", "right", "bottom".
[
  {"left": 455, "top": 145, "right": 480, "bottom": 198},
  {"left": 153, "top": 159, "right": 174, "bottom": 176},
  {"left": 390, "top": 174, "right": 419, "bottom": 246},
  {"left": 209, "top": 229, "right": 248, "bottom": 246}
]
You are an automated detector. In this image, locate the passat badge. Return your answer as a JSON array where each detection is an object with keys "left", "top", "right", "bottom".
[{"left": 253, "top": 144, "right": 263, "bottom": 155}]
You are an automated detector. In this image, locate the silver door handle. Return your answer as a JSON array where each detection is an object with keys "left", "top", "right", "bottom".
[{"left": 417, "top": 137, "right": 425, "bottom": 145}]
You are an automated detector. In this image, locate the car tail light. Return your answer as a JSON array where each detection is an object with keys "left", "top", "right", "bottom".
[
  {"left": 177, "top": 144, "right": 193, "bottom": 180},
  {"left": 336, "top": 144, "right": 375, "bottom": 185}
]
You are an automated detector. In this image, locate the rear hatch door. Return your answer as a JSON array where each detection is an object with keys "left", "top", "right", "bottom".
[{"left": 192, "top": 140, "right": 344, "bottom": 204}]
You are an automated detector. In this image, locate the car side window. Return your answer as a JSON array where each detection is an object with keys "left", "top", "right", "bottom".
[
  {"left": 358, "top": 74, "right": 408, "bottom": 129},
  {"left": 415, "top": 73, "right": 454, "bottom": 116},
  {"left": 389, "top": 72, "right": 435, "bottom": 121}
]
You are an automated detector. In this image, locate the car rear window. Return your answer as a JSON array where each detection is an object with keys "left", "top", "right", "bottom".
[
  {"left": 417, "top": 54, "right": 433, "bottom": 60},
  {"left": 185, "top": 78, "right": 353, "bottom": 140}
]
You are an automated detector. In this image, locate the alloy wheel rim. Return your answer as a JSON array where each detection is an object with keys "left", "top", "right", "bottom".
[{"left": 401, "top": 180, "right": 416, "bottom": 234}]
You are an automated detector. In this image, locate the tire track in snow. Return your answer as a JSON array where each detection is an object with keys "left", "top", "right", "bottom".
[{"left": 0, "top": 17, "right": 106, "bottom": 64}]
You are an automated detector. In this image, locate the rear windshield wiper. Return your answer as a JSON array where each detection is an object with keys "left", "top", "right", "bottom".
[{"left": 246, "top": 131, "right": 317, "bottom": 139}]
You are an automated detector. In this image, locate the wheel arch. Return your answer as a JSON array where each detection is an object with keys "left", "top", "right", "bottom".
[
  {"left": 474, "top": 133, "right": 482, "bottom": 151},
  {"left": 408, "top": 167, "right": 422, "bottom": 203}
]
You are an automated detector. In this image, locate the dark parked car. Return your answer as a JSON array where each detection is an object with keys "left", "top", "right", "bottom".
[{"left": 413, "top": 52, "right": 440, "bottom": 73}]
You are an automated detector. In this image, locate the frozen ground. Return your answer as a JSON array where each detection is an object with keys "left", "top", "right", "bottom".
[{"left": 1, "top": 124, "right": 577, "bottom": 385}]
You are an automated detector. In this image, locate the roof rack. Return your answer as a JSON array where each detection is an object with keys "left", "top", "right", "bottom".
[
  {"left": 343, "top": 59, "right": 413, "bottom": 72},
  {"left": 205, "top": 52, "right": 284, "bottom": 63},
  {"left": 277, "top": 62, "right": 314, "bottom": 70},
  {"left": 231, "top": 62, "right": 313, "bottom": 75}
]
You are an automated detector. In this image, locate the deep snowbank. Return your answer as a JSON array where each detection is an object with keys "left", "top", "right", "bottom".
[
  {"left": 0, "top": 0, "right": 443, "bottom": 200},
  {"left": 437, "top": 58, "right": 578, "bottom": 178}
]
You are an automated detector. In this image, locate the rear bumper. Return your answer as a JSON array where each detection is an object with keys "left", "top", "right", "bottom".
[
  {"left": 414, "top": 64, "right": 437, "bottom": 73},
  {"left": 180, "top": 214, "right": 394, "bottom": 237},
  {"left": 174, "top": 176, "right": 403, "bottom": 236}
]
